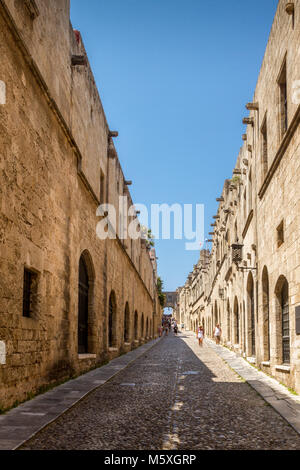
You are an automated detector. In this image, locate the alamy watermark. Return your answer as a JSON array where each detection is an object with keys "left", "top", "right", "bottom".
[{"left": 96, "top": 197, "right": 204, "bottom": 251}]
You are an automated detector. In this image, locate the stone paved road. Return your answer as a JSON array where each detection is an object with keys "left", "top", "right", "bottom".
[{"left": 20, "top": 332, "right": 300, "bottom": 450}]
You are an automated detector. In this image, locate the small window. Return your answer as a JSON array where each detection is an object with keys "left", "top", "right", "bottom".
[
  {"left": 100, "top": 170, "right": 105, "bottom": 205},
  {"left": 278, "top": 60, "right": 288, "bottom": 137},
  {"left": 277, "top": 220, "right": 284, "bottom": 248},
  {"left": 22, "top": 268, "right": 38, "bottom": 318}
]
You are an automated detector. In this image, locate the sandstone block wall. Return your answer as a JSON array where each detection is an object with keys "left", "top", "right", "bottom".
[{"left": 0, "top": 0, "right": 161, "bottom": 410}]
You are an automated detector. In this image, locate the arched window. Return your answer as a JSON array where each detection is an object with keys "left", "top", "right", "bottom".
[
  {"left": 227, "top": 300, "right": 231, "bottom": 342},
  {"left": 134, "top": 311, "right": 138, "bottom": 340},
  {"left": 124, "top": 302, "right": 130, "bottom": 343},
  {"left": 78, "top": 252, "right": 95, "bottom": 354},
  {"left": 262, "top": 267, "right": 270, "bottom": 361},
  {"left": 275, "top": 277, "right": 290, "bottom": 364},
  {"left": 247, "top": 273, "right": 255, "bottom": 356},
  {"left": 108, "top": 291, "right": 117, "bottom": 347}
]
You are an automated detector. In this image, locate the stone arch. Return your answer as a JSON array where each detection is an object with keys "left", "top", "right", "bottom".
[
  {"left": 275, "top": 276, "right": 290, "bottom": 364},
  {"left": 247, "top": 272, "right": 255, "bottom": 357},
  {"left": 108, "top": 291, "right": 117, "bottom": 347},
  {"left": 78, "top": 251, "right": 95, "bottom": 354},
  {"left": 262, "top": 266, "right": 270, "bottom": 361},
  {"left": 124, "top": 302, "right": 130, "bottom": 343}
]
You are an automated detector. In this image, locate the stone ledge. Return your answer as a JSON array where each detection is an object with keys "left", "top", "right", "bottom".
[
  {"left": 275, "top": 364, "right": 291, "bottom": 373},
  {"left": 261, "top": 361, "right": 271, "bottom": 367},
  {"left": 108, "top": 347, "right": 118, "bottom": 352},
  {"left": 78, "top": 354, "right": 97, "bottom": 360}
]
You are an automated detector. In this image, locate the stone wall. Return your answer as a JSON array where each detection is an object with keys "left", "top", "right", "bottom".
[
  {"left": 0, "top": 0, "right": 161, "bottom": 410},
  {"left": 178, "top": 0, "right": 300, "bottom": 393}
]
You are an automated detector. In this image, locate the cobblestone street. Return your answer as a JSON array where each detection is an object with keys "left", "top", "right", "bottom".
[{"left": 20, "top": 332, "right": 300, "bottom": 450}]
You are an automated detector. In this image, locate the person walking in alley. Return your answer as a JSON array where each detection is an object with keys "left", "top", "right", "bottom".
[
  {"left": 213, "top": 324, "right": 222, "bottom": 345},
  {"left": 197, "top": 326, "right": 204, "bottom": 347}
]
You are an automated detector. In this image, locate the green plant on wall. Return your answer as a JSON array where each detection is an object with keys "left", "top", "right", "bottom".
[
  {"left": 157, "top": 276, "right": 166, "bottom": 308},
  {"left": 141, "top": 225, "right": 155, "bottom": 248},
  {"left": 231, "top": 175, "right": 241, "bottom": 185}
]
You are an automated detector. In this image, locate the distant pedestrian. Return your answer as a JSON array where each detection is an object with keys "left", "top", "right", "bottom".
[
  {"left": 197, "top": 326, "right": 204, "bottom": 347},
  {"left": 213, "top": 324, "right": 222, "bottom": 345}
]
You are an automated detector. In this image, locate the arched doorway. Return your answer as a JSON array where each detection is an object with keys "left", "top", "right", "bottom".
[
  {"left": 247, "top": 273, "right": 255, "bottom": 356},
  {"left": 227, "top": 300, "right": 231, "bottom": 342},
  {"left": 275, "top": 276, "right": 290, "bottom": 364},
  {"left": 134, "top": 311, "right": 138, "bottom": 340},
  {"left": 141, "top": 313, "right": 144, "bottom": 338},
  {"left": 243, "top": 301, "right": 246, "bottom": 353},
  {"left": 234, "top": 297, "right": 239, "bottom": 345},
  {"left": 124, "top": 302, "right": 130, "bottom": 343},
  {"left": 109, "top": 291, "right": 117, "bottom": 347},
  {"left": 214, "top": 301, "right": 218, "bottom": 327},
  {"left": 262, "top": 267, "right": 270, "bottom": 361},
  {"left": 78, "top": 255, "right": 89, "bottom": 354}
]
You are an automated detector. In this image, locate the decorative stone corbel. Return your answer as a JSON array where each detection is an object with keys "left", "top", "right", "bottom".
[
  {"left": 243, "top": 117, "right": 254, "bottom": 126},
  {"left": 246, "top": 102, "right": 259, "bottom": 111}
]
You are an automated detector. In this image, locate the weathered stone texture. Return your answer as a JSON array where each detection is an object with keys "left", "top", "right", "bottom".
[
  {"left": 177, "top": 0, "right": 300, "bottom": 393},
  {"left": 0, "top": 0, "right": 161, "bottom": 409}
]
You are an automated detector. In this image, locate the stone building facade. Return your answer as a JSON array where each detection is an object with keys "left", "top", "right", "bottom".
[
  {"left": 177, "top": 1, "right": 300, "bottom": 393},
  {"left": 0, "top": 0, "right": 161, "bottom": 410}
]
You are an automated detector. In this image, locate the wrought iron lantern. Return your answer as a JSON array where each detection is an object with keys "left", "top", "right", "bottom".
[{"left": 231, "top": 243, "right": 243, "bottom": 265}]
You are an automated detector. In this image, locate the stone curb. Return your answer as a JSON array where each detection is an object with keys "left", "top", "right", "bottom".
[
  {"left": 0, "top": 336, "right": 164, "bottom": 450},
  {"left": 204, "top": 337, "right": 300, "bottom": 436}
]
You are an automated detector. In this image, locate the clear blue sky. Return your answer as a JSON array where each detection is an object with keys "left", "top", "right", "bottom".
[{"left": 70, "top": 0, "right": 278, "bottom": 292}]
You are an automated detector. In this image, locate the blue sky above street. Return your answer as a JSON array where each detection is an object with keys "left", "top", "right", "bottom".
[{"left": 70, "top": 0, "right": 278, "bottom": 292}]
